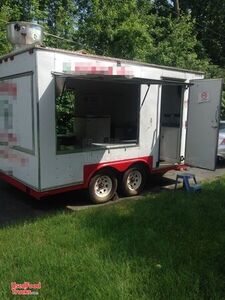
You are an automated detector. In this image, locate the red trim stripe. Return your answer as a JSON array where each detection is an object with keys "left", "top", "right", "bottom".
[{"left": 0, "top": 156, "right": 184, "bottom": 199}]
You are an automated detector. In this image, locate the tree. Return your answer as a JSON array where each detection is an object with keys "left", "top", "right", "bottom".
[
  {"left": 0, "top": 0, "right": 78, "bottom": 54},
  {"left": 148, "top": 15, "right": 210, "bottom": 71},
  {"left": 0, "top": 0, "right": 223, "bottom": 79},
  {"left": 174, "top": 0, "right": 180, "bottom": 17},
  {"left": 179, "top": 0, "right": 225, "bottom": 67},
  {"left": 76, "top": 0, "right": 155, "bottom": 61},
  {"left": 0, "top": 6, "right": 12, "bottom": 55},
  {"left": 75, "top": 0, "right": 211, "bottom": 73}
]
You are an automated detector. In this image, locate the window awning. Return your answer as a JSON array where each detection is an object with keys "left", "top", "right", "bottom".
[{"left": 52, "top": 72, "right": 193, "bottom": 87}]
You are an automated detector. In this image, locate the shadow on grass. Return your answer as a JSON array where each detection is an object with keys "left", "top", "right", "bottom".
[
  {"left": 0, "top": 175, "right": 176, "bottom": 229},
  {"left": 75, "top": 179, "right": 225, "bottom": 299},
  {"left": 0, "top": 177, "right": 225, "bottom": 298},
  {"left": 0, "top": 179, "right": 88, "bottom": 228}
]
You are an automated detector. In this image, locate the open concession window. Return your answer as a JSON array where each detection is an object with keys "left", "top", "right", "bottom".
[{"left": 54, "top": 74, "right": 141, "bottom": 153}]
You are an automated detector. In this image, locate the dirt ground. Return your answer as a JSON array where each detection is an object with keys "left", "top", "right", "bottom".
[
  {"left": 0, "top": 161, "right": 225, "bottom": 227},
  {"left": 165, "top": 161, "right": 225, "bottom": 184}
]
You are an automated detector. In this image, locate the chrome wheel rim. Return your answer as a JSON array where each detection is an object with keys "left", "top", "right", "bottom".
[
  {"left": 94, "top": 175, "right": 112, "bottom": 198},
  {"left": 127, "top": 170, "right": 142, "bottom": 191}
]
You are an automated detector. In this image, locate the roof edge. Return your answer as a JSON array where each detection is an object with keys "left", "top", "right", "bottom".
[{"left": 0, "top": 45, "right": 205, "bottom": 75}]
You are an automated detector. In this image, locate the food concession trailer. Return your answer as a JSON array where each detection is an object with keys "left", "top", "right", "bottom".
[{"left": 0, "top": 23, "right": 223, "bottom": 203}]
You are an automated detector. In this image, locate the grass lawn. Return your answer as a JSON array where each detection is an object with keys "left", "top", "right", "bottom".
[{"left": 1, "top": 178, "right": 225, "bottom": 299}]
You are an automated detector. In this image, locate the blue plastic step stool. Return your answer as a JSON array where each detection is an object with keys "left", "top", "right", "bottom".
[{"left": 174, "top": 173, "right": 202, "bottom": 192}]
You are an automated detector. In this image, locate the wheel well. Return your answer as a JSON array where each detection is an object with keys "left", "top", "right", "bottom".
[
  {"left": 88, "top": 166, "right": 120, "bottom": 185},
  {"left": 97, "top": 163, "right": 149, "bottom": 177},
  {"left": 127, "top": 162, "right": 149, "bottom": 174},
  {"left": 86, "top": 161, "right": 150, "bottom": 187}
]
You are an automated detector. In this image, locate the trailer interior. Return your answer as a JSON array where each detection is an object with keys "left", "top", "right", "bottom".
[
  {"left": 55, "top": 76, "right": 140, "bottom": 153},
  {"left": 159, "top": 84, "right": 184, "bottom": 164}
]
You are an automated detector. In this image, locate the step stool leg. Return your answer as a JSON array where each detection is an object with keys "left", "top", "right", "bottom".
[
  {"left": 183, "top": 176, "right": 191, "bottom": 191},
  {"left": 193, "top": 176, "right": 197, "bottom": 184},
  {"left": 174, "top": 175, "right": 179, "bottom": 190}
]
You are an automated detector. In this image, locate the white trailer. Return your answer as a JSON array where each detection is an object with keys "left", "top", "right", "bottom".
[{"left": 0, "top": 45, "right": 223, "bottom": 203}]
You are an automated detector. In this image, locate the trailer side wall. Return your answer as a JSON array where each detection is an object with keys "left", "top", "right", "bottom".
[
  {"left": 37, "top": 49, "right": 203, "bottom": 191},
  {"left": 0, "top": 50, "right": 39, "bottom": 189}
]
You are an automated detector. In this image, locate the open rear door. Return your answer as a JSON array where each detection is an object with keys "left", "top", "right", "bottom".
[{"left": 185, "top": 79, "right": 223, "bottom": 170}]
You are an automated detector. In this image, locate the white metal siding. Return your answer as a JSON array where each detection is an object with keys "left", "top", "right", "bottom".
[
  {"left": 37, "top": 49, "right": 203, "bottom": 190},
  {"left": 0, "top": 51, "right": 39, "bottom": 189}
]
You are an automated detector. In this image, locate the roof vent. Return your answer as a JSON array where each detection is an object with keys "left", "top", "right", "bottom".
[{"left": 6, "top": 22, "right": 44, "bottom": 49}]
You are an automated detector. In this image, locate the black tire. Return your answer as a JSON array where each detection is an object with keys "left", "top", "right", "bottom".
[
  {"left": 88, "top": 170, "right": 118, "bottom": 204},
  {"left": 121, "top": 166, "right": 147, "bottom": 197}
]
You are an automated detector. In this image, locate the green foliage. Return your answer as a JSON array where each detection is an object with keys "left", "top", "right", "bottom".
[
  {"left": 41, "top": 0, "right": 78, "bottom": 49},
  {"left": 56, "top": 89, "right": 75, "bottom": 134},
  {"left": 75, "top": 1, "right": 212, "bottom": 72},
  {"left": 148, "top": 15, "right": 210, "bottom": 70},
  {"left": 0, "top": 0, "right": 78, "bottom": 52},
  {"left": 76, "top": 0, "right": 155, "bottom": 61},
  {"left": 0, "top": 6, "right": 13, "bottom": 54},
  {"left": 180, "top": 0, "right": 225, "bottom": 67},
  {"left": 0, "top": 0, "right": 224, "bottom": 83},
  {"left": 220, "top": 92, "right": 225, "bottom": 121}
]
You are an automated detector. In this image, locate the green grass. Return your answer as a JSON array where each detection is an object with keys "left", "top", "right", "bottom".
[{"left": 1, "top": 178, "right": 225, "bottom": 299}]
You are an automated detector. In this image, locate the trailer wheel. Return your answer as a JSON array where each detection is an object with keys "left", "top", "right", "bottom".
[
  {"left": 121, "top": 166, "right": 147, "bottom": 196},
  {"left": 88, "top": 170, "right": 118, "bottom": 204}
]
